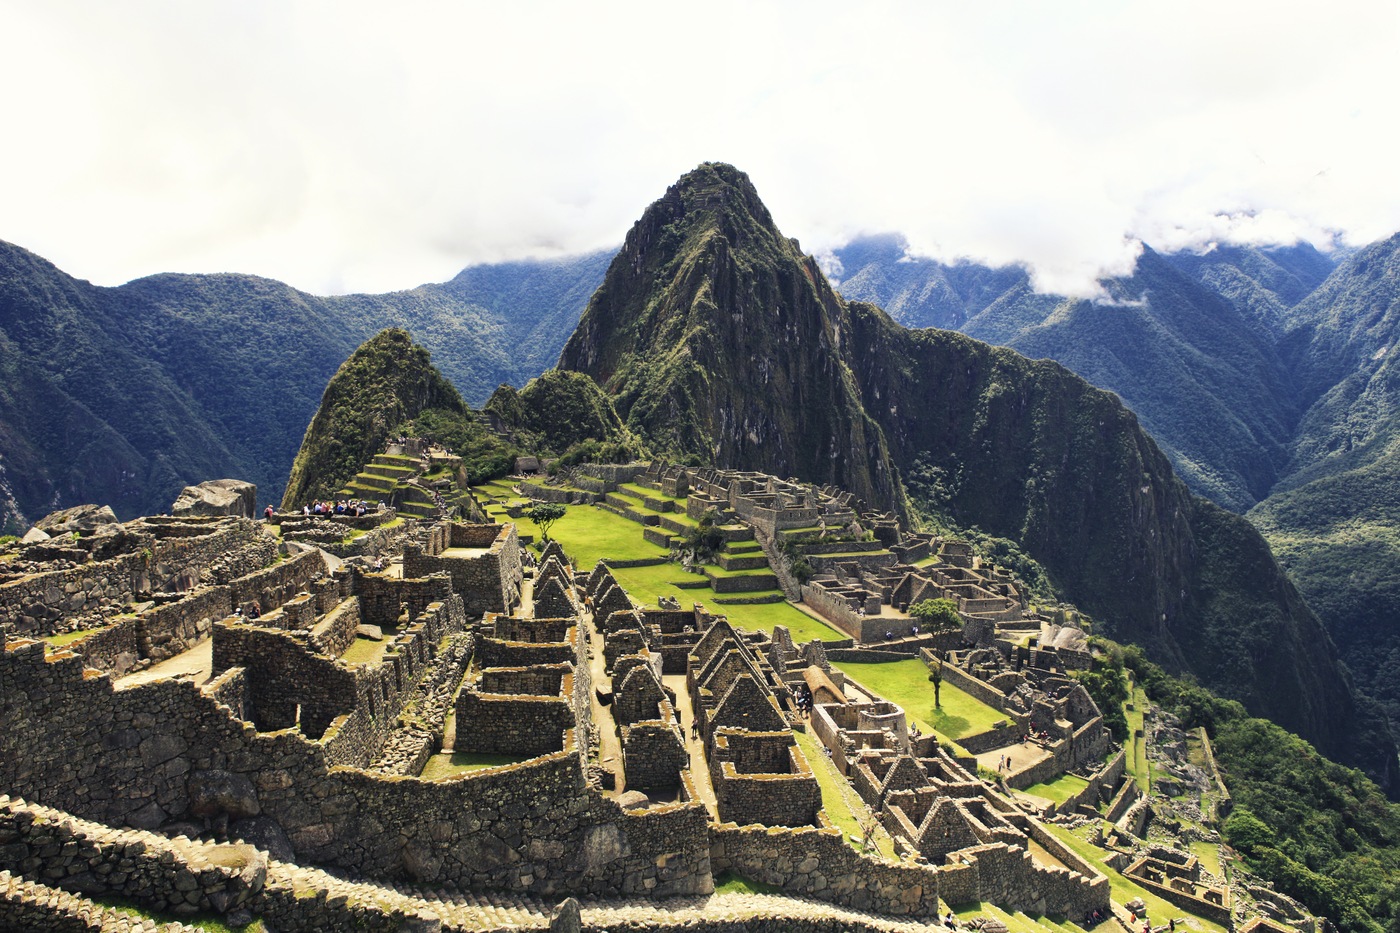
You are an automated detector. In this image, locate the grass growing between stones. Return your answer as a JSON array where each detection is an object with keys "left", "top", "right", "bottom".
[
  {"left": 712, "top": 870, "right": 784, "bottom": 896},
  {"left": 419, "top": 751, "right": 527, "bottom": 780},
  {"left": 1041, "top": 823, "right": 1227, "bottom": 933},
  {"left": 832, "top": 659, "right": 1006, "bottom": 741},
  {"left": 93, "top": 896, "right": 265, "bottom": 932},
  {"left": 1021, "top": 771, "right": 1090, "bottom": 805},
  {"left": 952, "top": 901, "right": 1088, "bottom": 933},
  {"left": 339, "top": 635, "right": 392, "bottom": 667},
  {"left": 43, "top": 628, "right": 101, "bottom": 647},
  {"left": 793, "top": 728, "right": 896, "bottom": 859}
]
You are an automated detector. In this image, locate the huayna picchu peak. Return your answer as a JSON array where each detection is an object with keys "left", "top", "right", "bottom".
[{"left": 1, "top": 161, "right": 1398, "bottom": 933}]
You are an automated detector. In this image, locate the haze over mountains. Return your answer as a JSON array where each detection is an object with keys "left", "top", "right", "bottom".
[{"left": 2, "top": 163, "right": 1400, "bottom": 788}]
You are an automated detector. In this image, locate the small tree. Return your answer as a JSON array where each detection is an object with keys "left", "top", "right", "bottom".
[
  {"left": 928, "top": 656, "right": 944, "bottom": 708},
  {"left": 909, "top": 597, "right": 962, "bottom": 630},
  {"left": 525, "top": 502, "right": 566, "bottom": 543}
]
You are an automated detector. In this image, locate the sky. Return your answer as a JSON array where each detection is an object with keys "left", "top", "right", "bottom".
[{"left": 2, "top": 1, "right": 1398, "bottom": 298}]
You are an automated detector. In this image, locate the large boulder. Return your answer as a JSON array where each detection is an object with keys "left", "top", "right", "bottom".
[
  {"left": 33, "top": 504, "right": 120, "bottom": 536},
  {"left": 172, "top": 479, "right": 257, "bottom": 518},
  {"left": 188, "top": 769, "right": 261, "bottom": 819}
]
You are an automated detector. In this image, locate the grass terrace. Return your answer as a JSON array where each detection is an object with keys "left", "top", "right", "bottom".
[
  {"left": 793, "top": 728, "right": 896, "bottom": 858},
  {"left": 832, "top": 658, "right": 1007, "bottom": 743},
  {"left": 419, "top": 751, "right": 528, "bottom": 780},
  {"left": 1042, "top": 822, "right": 1227, "bottom": 933},
  {"left": 951, "top": 901, "right": 1092, "bottom": 933},
  {"left": 471, "top": 489, "right": 846, "bottom": 642},
  {"left": 1021, "top": 771, "right": 1090, "bottom": 806}
]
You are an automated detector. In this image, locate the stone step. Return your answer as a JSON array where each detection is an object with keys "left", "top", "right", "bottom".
[
  {"left": 353, "top": 472, "right": 398, "bottom": 492},
  {"left": 716, "top": 552, "right": 771, "bottom": 571}
]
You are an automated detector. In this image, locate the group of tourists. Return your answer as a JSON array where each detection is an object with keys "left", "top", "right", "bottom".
[
  {"left": 300, "top": 499, "right": 377, "bottom": 517},
  {"left": 792, "top": 682, "right": 815, "bottom": 717}
]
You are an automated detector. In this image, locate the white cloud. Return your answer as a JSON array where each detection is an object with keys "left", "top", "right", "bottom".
[{"left": 0, "top": 0, "right": 1397, "bottom": 296}]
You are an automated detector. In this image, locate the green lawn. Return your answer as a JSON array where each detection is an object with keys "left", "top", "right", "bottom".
[
  {"left": 952, "top": 902, "right": 1088, "bottom": 933},
  {"left": 833, "top": 658, "right": 1007, "bottom": 742},
  {"left": 712, "top": 871, "right": 783, "bottom": 896},
  {"left": 340, "top": 635, "right": 392, "bottom": 667},
  {"left": 1190, "top": 839, "right": 1222, "bottom": 878},
  {"left": 419, "top": 751, "right": 526, "bottom": 780},
  {"left": 478, "top": 496, "right": 843, "bottom": 642},
  {"left": 1042, "top": 823, "right": 1226, "bottom": 933},
  {"left": 793, "top": 729, "right": 896, "bottom": 858},
  {"left": 723, "top": 601, "right": 842, "bottom": 643},
  {"left": 1022, "top": 772, "right": 1090, "bottom": 805}
]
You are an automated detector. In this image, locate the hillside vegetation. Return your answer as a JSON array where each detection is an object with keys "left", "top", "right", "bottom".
[{"left": 0, "top": 241, "right": 608, "bottom": 531}]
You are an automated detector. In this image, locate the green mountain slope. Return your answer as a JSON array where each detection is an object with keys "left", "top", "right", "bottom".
[
  {"left": 281, "top": 328, "right": 476, "bottom": 507},
  {"left": 1247, "top": 234, "right": 1400, "bottom": 728},
  {"left": 0, "top": 241, "right": 607, "bottom": 529},
  {"left": 558, "top": 162, "right": 1390, "bottom": 783},
  {"left": 833, "top": 237, "right": 1307, "bottom": 511}
]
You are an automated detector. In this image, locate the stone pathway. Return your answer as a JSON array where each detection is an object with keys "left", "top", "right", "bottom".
[{"left": 663, "top": 671, "right": 717, "bottom": 816}]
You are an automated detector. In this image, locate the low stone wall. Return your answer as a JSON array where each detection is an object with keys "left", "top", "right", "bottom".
[
  {"left": 935, "top": 841, "right": 1107, "bottom": 916},
  {"left": 0, "top": 868, "right": 202, "bottom": 932},
  {"left": 710, "top": 822, "right": 941, "bottom": 917},
  {"left": 1049, "top": 749, "right": 1126, "bottom": 817},
  {"left": 455, "top": 692, "right": 575, "bottom": 757},
  {"left": 308, "top": 597, "right": 360, "bottom": 658},
  {"left": 957, "top": 722, "right": 1024, "bottom": 755},
  {"left": 226, "top": 549, "right": 325, "bottom": 612},
  {"left": 0, "top": 794, "right": 267, "bottom": 919}
]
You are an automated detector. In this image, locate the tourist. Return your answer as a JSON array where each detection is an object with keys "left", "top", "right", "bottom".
[{"left": 263, "top": 505, "right": 274, "bottom": 521}]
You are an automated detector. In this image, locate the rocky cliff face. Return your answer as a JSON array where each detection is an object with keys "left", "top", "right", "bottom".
[
  {"left": 559, "top": 163, "right": 1393, "bottom": 782},
  {"left": 559, "top": 163, "right": 905, "bottom": 516}
]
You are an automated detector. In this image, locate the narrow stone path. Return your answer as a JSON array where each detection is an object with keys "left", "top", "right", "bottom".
[
  {"left": 115, "top": 637, "right": 212, "bottom": 688},
  {"left": 663, "top": 671, "right": 717, "bottom": 816}
]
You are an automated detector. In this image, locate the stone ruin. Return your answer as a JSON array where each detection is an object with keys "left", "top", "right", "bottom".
[{"left": 0, "top": 465, "right": 1127, "bottom": 931}]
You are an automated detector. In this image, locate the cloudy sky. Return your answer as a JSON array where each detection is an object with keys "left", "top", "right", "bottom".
[{"left": 3, "top": 1, "right": 1398, "bottom": 297}]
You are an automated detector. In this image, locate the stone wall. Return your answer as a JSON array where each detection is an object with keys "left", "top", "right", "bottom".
[
  {"left": 936, "top": 841, "right": 1107, "bottom": 917},
  {"left": 0, "top": 638, "right": 713, "bottom": 899},
  {"left": 403, "top": 523, "right": 522, "bottom": 619},
  {"left": 226, "top": 549, "right": 326, "bottom": 613},
  {"left": 307, "top": 597, "right": 360, "bottom": 658},
  {"left": 0, "top": 793, "right": 267, "bottom": 919},
  {"left": 621, "top": 722, "right": 688, "bottom": 790},
  {"left": 710, "top": 822, "right": 941, "bottom": 917},
  {"left": 1048, "top": 749, "right": 1126, "bottom": 817},
  {"left": 921, "top": 649, "right": 1010, "bottom": 711},
  {"left": 354, "top": 570, "right": 452, "bottom": 628},
  {"left": 454, "top": 691, "right": 575, "bottom": 757},
  {"left": 212, "top": 618, "right": 360, "bottom": 737}
]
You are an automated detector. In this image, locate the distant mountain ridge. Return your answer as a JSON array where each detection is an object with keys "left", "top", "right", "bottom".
[{"left": 0, "top": 241, "right": 609, "bottom": 531}]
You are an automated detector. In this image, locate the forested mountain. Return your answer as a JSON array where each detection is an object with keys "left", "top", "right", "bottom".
[
  {"left": 832, "top": 237, "right": 1320, "bottom": 511},
  {"left": 1249, "top": 234, "right": 1400, "bottom": 727},
  {"left": 0, "top": 242, "right": 609, "bottom": 532},
  {"left": 559, "top": 162, "right": 1394, "bottom": 786}
]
